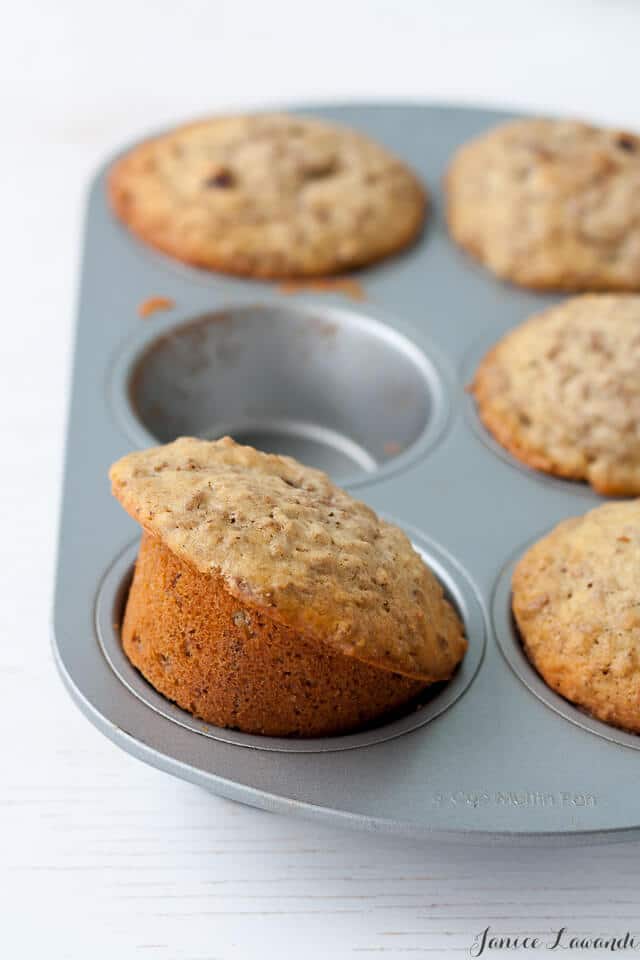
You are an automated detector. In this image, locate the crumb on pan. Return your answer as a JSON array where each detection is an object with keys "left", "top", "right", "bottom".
[
  {"left": 278, "top": 277, "right": 366, "bottom": 301},
  {"left": 138, "top": 296, "right": 175, "bottom": 318}
]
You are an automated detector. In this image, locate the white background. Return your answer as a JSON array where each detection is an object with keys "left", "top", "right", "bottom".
[{"left": 3, "top": 2, "right": 640, "bottom": 957}]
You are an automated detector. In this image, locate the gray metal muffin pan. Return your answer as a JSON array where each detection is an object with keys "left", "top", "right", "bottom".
[{"left": 53, "top": 104, "right": 640, "bottom": 843}]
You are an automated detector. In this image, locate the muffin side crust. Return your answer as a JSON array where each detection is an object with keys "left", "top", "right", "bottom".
[{"left": 123, "top": 533, "right": 427, "bottom": 737}]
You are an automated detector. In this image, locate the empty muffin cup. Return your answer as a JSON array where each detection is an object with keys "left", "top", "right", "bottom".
[{"left": 120, "top": 303, "right": 449, "bottom": 484}]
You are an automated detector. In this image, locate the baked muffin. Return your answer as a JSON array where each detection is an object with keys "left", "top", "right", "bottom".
[
  {"left": 446, "top": 118, "right": 640, "bottom": 291},
  {"left": 108, "top": 113, "right": 426, "bottom": 279},
  {"left": 513, "top": 500, "right": 640, "bottom": 733},
  {"left": 109, "top": 437, "right": 467, "bottom": 737},
  {"left": 471, "top": 295, "right": 640, "bottom": 495}
]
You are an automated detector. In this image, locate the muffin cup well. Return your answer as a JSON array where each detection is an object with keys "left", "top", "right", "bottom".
[
  {"left": 492, "top": 544, "right": 640, "bottom": 752},
  {"left": 112, "top": 303, "right": 451, "bottom": 487},
  {"left": 96, "top": 528, "right": 485, "bottom": 753}
]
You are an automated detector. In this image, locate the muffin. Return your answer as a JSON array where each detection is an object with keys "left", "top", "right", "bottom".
[
  {"left": 471, "top": 294, "right": 640, "bottom": 495},
  {"left": 446, "top": 118, "right": 640, "bottom": 291},
  {"left": 108, "top": 113, "right": 427, "bottom": 279},
  {"left": 513, "top": 500, "right": 640, "bottom": 733},
  {"left": 109, "top": 437, "right": 467, "bottom": 737}
]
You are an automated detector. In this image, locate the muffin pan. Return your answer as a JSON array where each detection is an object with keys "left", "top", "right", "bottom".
[{"left": 54, "top": 103, "right": 640, "bottom": 843}]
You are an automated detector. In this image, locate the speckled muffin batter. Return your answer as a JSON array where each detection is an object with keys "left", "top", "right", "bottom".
[
  {"left": 446, "top": 118, "right": 640, "bottom": 291},
  {"left": 108, "top": 113, "right": 426, "bottom": 278},
  {"left": 513, "top": 500, "right": 640, "bottom": 733},
  {"left": 110, "top": 437, "right": 466, "bottom": 736},
  {"left": 471, "top": 295, "right": 640, "bottom": 495}
]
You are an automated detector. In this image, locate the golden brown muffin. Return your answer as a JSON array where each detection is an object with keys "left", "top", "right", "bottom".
[
  {"left": 108, "top": 113, "right": 426, "bottom": 279},
  {"left": 513, "top": 500, "right": 640, "bottom": 734},
  {"left": 471, "top": 295, "right": 640, "bottom": 495},
  {"left": 123, "top": 533, "right": 426, "bottom": 736},
  {"left": 110, "top": 437, "right": 467, "bottom": 737},
  {"left": 446, "top": 118, "right": 640, "bottom": 291}
]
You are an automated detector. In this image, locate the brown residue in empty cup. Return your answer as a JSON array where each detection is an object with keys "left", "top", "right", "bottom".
[
  {"left": 138, "top": 296, "right": 176, "bottom": 319},
  {"left": 383, "top": 442, "right": 402, "bottom": 456}
]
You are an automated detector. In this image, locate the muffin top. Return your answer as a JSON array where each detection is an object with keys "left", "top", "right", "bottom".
[
  {"left": 108, "top": 113, "right": 426, "bottom": 278},
  {"left": 446, "top": 118, "right": 640, "bottom": 291},
  {"left": 110, "top": 437, "right": 466, "bottom": 681},
  {"left": 472, "top": 294, "right": 640, "bottom": 495},
  {"left": 512, "top": 499, "right": 640, "bottom": 732}
]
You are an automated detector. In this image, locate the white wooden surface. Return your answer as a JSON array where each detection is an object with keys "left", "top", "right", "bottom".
[{"left": 3, "top": 2, "right": 640, "bottom": 957}]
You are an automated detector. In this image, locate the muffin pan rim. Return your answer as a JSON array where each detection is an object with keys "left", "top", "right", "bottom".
[
  {"left": 52, "top": 637, "right": 640, "bottom": 847},
  {"left": 95, "top": 525, "right": 487, "bottom": 754},
  {"left": 108, "top": 298, "right": 455, "bottom": 490},
  {"left": 492, "top": 537, "right": 640, "bottom": 752}
]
